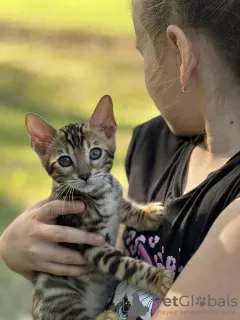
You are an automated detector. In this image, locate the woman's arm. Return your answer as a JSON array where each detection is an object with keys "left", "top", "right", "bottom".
[
  {"left": 0, "top": 199, "right": 105, "bottom": 282},
  {"left": 152, "top": 198, "right": 240, "bottom": 320}
]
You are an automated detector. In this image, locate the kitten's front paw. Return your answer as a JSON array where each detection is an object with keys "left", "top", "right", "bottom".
[
  {"left": 155, "top": 269, "right": 175, "bottom": 298},
  {"left": 96, "top": 311, "right": 119, "bottom": 320},
  {"left": 141, "top": 202, "right": 164, "bottom": 230}
]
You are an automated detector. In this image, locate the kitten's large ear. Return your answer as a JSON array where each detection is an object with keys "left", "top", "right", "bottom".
[
  {"left": 25, "top": 113, "right": 57, "bottom": 155},
  {"left": 89, "top": 95, "right": 116, "bottom": 138}
]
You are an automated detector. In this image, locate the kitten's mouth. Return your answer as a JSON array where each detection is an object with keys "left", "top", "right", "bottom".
[
  {"left": 75, "top": 180, "right": 88, "bottom": 188},
  {"left": 59, "top": 177, "right": 97, "bottom": 196},
  {"left": 60, "top": 187, "right": 83, "bottom": 200},
  {"left": 70, "top": 179, "right": 93, "bottom": 193}
]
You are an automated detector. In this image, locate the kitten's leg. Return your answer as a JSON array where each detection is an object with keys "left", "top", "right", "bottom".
[
  {"left": 121, "top": 198, "right": 164, "bottom": 231},
  {"left": 83, "top": 245, "right": 174, "bottom": 299},
  {"left": 96, "top": 311, "right": 119, "bottom": 320}
]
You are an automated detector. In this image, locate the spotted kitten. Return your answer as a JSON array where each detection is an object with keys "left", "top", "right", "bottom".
[{"left": 25, "top": 95, "right": 174, "bottom": 320}]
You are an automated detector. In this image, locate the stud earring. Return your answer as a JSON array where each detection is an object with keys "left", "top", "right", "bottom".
[
  {"left": 181, "top": 85, "right": 190, "bottom": 93},
  {"left": 181, "top": 85, "right": 187, "bottom": 93}
]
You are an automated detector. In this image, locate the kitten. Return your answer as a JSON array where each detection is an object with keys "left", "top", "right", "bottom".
[{"left": 25, "top": 95, "right": 174, "bottom": 320}]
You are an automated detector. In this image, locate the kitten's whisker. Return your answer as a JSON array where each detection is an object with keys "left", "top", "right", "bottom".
[
  {"left": 49, "top": 183, "right": 70, "bottom": 217},
  {"left": 61, "top": 185, "right": 72, "bottom": 216},
  {"left": 50, "top": 186, "right": 65, "bottom": 202},
  {"left": 49, "top": 185, "right": 69, "bottom": 217},
  {"left": 70, "top": 186, "right": 77, "bottom": 213}
]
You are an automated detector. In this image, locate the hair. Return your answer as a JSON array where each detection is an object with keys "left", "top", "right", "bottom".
[{"left": 141, "top": 0, "right": 240, "bottom": 78}]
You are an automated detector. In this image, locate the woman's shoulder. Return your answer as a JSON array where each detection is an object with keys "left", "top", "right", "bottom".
[
  {"left": 132, "top": 115, "right": 168, "bottom": 139},
  {"left": 127, "top": 115, "right": 189, "bottom": 161},
  {"left": 125, "top": 116, "right": 166, "bottom": 170},
  {"left": 125, "top": 115, "right": 191, "bottom": 190}
]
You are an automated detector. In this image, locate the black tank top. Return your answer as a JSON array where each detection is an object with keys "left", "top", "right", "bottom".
[
  {"left": 109, "top": 115, "right": 240, "bottom": 319},
  {"left": 124, "top": 115, "right": 240, "bottom": 273}
]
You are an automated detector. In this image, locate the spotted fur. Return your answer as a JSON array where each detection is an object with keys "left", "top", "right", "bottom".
[{"left": 25, "top": 96, "right": 174, "bottom": 320}]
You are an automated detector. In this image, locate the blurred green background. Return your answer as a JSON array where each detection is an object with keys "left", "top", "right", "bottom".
[{"left": 0, "top": 1, "right": 158, "bottom": 319}]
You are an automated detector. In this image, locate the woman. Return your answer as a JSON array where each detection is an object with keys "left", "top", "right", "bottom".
[{"left": 1, "top": 0, "right": 240, "bottom": 319}]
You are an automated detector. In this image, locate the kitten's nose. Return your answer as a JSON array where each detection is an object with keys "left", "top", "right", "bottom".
[{"left": 78, "top": 173, "right": 90, "bottom": 181}]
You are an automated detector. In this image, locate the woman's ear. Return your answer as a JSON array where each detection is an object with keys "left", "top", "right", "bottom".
[
  {"left": 89, "top": 95, "right": 117, "bottom": 139},
  {"left": 167, "top": 25, "right": 197, "bottom": 87},
  {"left": 25, "top": 113, "right": 57, "bottom": 155}
]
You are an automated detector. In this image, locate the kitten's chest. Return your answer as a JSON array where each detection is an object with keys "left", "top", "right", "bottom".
[
  {"left": 56, "top": 198, "right": 121, "bottom": 241},
  {"left": 57, "top": 213, "right": 84, "bottom": 228}
]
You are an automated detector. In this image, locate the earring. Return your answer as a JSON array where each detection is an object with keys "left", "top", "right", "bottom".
[
  {"left": 181, "top": 85, "right": 190, "bottom": 93},
  {"left": 181, "top": 85, "right": 187, "bottom": 93}
]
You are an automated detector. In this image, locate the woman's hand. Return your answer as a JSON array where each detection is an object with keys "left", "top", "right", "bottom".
[{"left": 0, "top": 199, "right": 106, "bottom": 282}]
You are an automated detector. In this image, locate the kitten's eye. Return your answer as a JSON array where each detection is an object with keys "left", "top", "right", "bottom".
[
  {"left": 58, "top": 156, "right": 73, "bottom": 167},
  {"left": 90, "top": 148, "right": 102, "bottom": 160}
]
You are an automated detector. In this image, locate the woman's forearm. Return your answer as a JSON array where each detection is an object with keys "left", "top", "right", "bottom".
[{"left": 152, "top": 199, "right": 240, "bottom": 319}]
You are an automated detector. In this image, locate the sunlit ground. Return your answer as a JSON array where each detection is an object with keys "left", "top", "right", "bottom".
[{"left": 0, "top": 1, "right": 159, "bottom": 319}]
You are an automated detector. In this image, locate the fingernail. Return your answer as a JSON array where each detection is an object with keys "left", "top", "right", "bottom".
[
  {"left": 81, "top": 266, "right": 93, "bottom": 275},
  {"left": 74, "top": 201, "right": 85, "bottom": 211},
  {"left": 94, "top": 235, "right": 105, "bottom": 244}
]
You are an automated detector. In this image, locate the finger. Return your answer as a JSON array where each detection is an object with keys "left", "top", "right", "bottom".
[
  {"left": 34, "top": 243, "right": 87, "bottom": 265},
  {"left": 40, "top": 262, "right": 91, "bottom": 277},
  {"left": 40, "top": 224, "right": 106, "bottom": 245},
  {"left": 36, "top": 200, "right": 85, "bottom": 221}
]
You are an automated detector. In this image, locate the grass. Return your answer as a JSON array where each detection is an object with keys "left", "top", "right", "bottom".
[{"left": 0, "top": 1, "right": 159, "bottom": 319}]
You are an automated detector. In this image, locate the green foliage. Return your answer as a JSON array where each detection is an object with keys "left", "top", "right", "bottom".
[{"left": 0, "top": 0, "right": 133, "bottom": 35}]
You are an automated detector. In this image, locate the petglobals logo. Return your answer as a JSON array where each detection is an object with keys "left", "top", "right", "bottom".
[{"left": 162, "top": 295, "right": 238, "bottom": 308}]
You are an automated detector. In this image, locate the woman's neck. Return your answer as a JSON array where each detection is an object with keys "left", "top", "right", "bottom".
[
  {"left": 203, "top": 93, "right": 240, "bottom": 159},
  {"left": 199, "top": 54, "right": 240, "bottom": 158}
]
